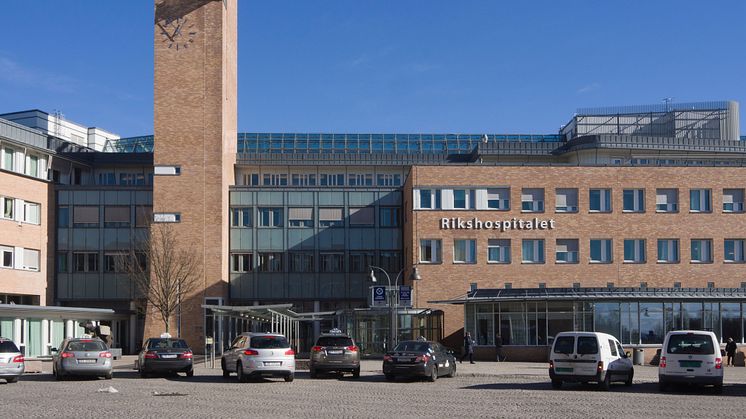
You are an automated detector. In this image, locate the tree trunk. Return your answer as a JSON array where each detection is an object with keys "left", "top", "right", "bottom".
[{"left": 164, "top": 315, "right": 170, "bottom": 334}]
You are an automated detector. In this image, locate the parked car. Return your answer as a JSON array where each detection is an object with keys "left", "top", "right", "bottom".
[
  {"left": 310, "top": 329, "right": 360, "bottom": 378},
  {"left": 52, "top": 337, "right": 113, "bottom": 380},
  {"left": 549, "top": 331, "right": 633, "bottom": 391},
  {"left": 0, "top": 337, "right": 24, "bottom": 383},
  {"left": 221, "top": 333, "right": 295, "bottom": 382},
  {"left": 383, "top": 340, "right": 456, "bottom": 382},
  {"left": 137, "top": 337, "right": 194, "bottom": 378},
  {"left": 658, "top": 330, "right": 723, "bottom": 393}
]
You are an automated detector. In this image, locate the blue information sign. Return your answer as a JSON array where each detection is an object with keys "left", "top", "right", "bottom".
[
  {"left": 399, "top": 285, "right": 412, "bottom": 307},
  {"left": 372, "top": 286, "right": 387, "bottom": 305}
]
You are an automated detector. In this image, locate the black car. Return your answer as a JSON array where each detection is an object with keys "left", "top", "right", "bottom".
[
  {"left": 383, "top": 340, "right": 456, "bottom": 382},
  {"left": 137, "top": 338, "right": 194, "bottom": 377}
]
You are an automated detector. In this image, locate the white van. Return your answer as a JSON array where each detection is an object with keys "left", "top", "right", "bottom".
[
  {"left": 549, "top": 331, "right": 633, "bottom": 390},
  {"left": 658, "top": 330, "right": 723, "bottom": 393}
]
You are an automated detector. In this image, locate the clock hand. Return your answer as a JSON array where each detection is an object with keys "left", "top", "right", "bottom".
[{"left": 157, "top": 22, "right": 174, "bottom": 42}]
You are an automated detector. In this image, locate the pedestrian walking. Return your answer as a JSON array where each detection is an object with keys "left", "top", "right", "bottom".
[
  {"left": 461, "top": 331, "right": 475, "bottom": 364},
  {"left": 495, "top": 334, "right": 504, "bottom": 362},
  {"left": 725, "top": 337, "right": 737, "bottom": 366}
]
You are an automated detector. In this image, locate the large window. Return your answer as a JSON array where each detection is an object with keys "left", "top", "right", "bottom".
[
  {"left": 555, "top": 239, "right": 579, "bottom": 264},
  {"left": 419, "top": 239, "right": 442, "bottom": 263},
  {"left": 657, "top": 239, "right": 680, "bottom": 263},
  {"left": 417, "top": 189, "right": 441, "bottom": 210},
  {"left": 689, "top": 189, "right": 712, "bottom": 213},
  {"left": 320, "top": 253, "right": 344, "bottom": 272},
  {"left": 58, "top": 206, "right": 70, "bottom": 228},
  {"left": 721, "top": 303, "right": 742, "bottom": 342},
  {"left": 291, "top": 173, "right": 316, "bottom": 186},
  {"left": 288, "top": 252, "right": 314, "bottom": 272},
  {"left": 349, "top": 207, "right": 374, "bottom": 226},
  {"left": 379, "top": 251, "right": 401, "bottom": 273},
  {"left": 57, "top": 252, "right": 68, "bottom": 273},
  {"left": 349, "top": 252, "right": 374, "bottom": 272},
  {"left": 522, "top": 239, "right": 545, "bottom": 263},
  {"left": 22, "top": 202, "right": 40, "bottom": 225},
  {"left": 320, "top": 173, "right": 345, "bottom": 186},
  {"left": 103, "top": 252, "right": 126, "bottom": 273},
  {"left": 231, "top": 253, "right": 253, "bottom": 273},
  {"left": 1, "top": 245, "right": 13, "bottom": 268},
  {"left": 2, "top": 147, "right": 15, "bottom": 171},
  {"left": 656, "top": 189, "right": 678, "bottom": 212},
  {"left": 104, "top": 206, "right": 130, "bottom": 228},
  {"left": 590, "top": 239, "right": 612, "bottom": 263},
  {"left": 623, "top": 189, "right": 645, "bottom": 212},
  {"left": 262, "top": 173, "right": 288, "bottom": 186},
  {"left": 639, "top": 303, "right": 664, "bottom": 344},
  {"left": 73, "top": 206, "right": 99, "bottom": 227},
  {"left": 257, "top": 252, "right": 283, "bottom": 272},
  {"left": 379, "top": 207, "right": 400, "bottom": 227},
  {"left": 589, "top": 189, "right": 612, "bottom": 212},
  {"left": 623, "top": 239, "right": 646, "bottom": 263},
  {"left": 521, "top": 189, "right": 544, "bottom": 213},
  {"left": 135, "top": 206, "right": 152, "bottom": 227},
  {"left": 487, "top": 239, "right": 510, "bottom": 264},
  {"left": 231, "top": 207, "right": 252, "bottom": 228},
  {"left": 453, "top": 239, "right": 476, "bottom": 264},
  {"left": 348, "top": 173, "right": 373, "bottom": 186},
  {"left": 452, "top": 189, "right": 471, "bottom": 209},
  {"left": 555, "top": 189, "right": 578, "bottom": 213},
  {"left": 318, "top": 208, "right": 343, "bottom": 227},
  {"left": 724, "top": 239, "right": 745, "bottom": 263},
  {"left": 2, "top": 197, "right": 14, "bottom": 220},
  {"left": 376, "top": 173, "right": 401, "bottom": 186},
  {"left": 486, "top": 188, "right": 509, "bottom": 210},
  {"left": 258, "top": 208, "right": 283, "bottom": 227},
  {"left": 690, "top": 239, "right": 713, "bottom": 263},
  {"left": 288, "top": 208, "right": 313, "bottom": 228},
  {"left": 722, "top": 189, "right": 744, "bottom": 213},
  {"left": 73, "top": 252, "right": 99, "bottom": 272}
]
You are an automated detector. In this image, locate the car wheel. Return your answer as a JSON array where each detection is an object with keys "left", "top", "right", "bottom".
[
  {"left": 284, "top": 374, "right": 294, "bottom": 382},
  {"left": 186, "top": 369, "right": 194, "bottom": 378},
  {"left": 658, "top": 380, "right": 668, "bottom": 392},
  {"left": 428, "top": 366, "right": 438, "bottom": 382},
  {"left": 551, "top": 379, "right": 562, "bottom": 389},
  {"left": 625, "top": 368, "right": 634, "bottom": 386},
  {"left": 598, "top": 373, "right": 610, "bottom": 391},
  {"left": 104, "top": 372, "right": 112, "bottom": 380},
  {"left": 7, "top": 377, "right": 18, "bottom": 383},
  {"left": 446, "top": 363, "right": 456, "bottom": 378},
  {"left": 714, "top": 383, "right": 723, "bottom": 394},
  {"left": 236, "top": 362, "right": 248, "bottom": 383},
  {"left": 309, "top": 367, "right": 317, "bottom": 379},
  {"left": 385, "top": 374, "right": 395, "bottom": 381},
  {"left": 221, "top": 359, "right": 230, "bottom": 378},
  {"left": 54, "top": 367, "right": 64, "bottom": 381},
  {"left": 352, "top": 367, "right": 360, "bottom": 378}
]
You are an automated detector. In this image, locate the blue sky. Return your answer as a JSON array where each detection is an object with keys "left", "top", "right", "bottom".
[{"left": 1, "top": 1, "right": 744, "bottom": 137}]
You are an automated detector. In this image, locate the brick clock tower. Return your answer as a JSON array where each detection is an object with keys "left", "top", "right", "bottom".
[{"left": 149, "top": 0, "right": 237, "bottom": 349}]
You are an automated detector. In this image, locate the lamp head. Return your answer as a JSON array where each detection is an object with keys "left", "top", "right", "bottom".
[
  {"left": 368, "top": 269, "right": 377, "bottom": 282},
  {"left": 411, "top": 266, "right": 422, "bottom": 281}
]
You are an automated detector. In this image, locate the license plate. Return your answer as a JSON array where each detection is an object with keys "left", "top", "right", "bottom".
[
  {"left": 555, "top": 367, "right": 573, "bottom": 373},
  {"left": 78, "top": 359, "right": 96, "bottom": 364},
  {"left": 161, "top": 354, "right": 177, "bottom": 359},
  {"left": 679, "top": 361, "right": 701, "bottom": 368},
  {"left": 327, "top": 350, "right": 343, "bottom": 355},
  {"left": 264, "top": 361, "right": 281, "bottom": 366},
  {"left": 397, "top": 358, "right": 413, "bottom": 363},
  {"left": 0, "top": 357, "right": 7, "bottom": 364}
]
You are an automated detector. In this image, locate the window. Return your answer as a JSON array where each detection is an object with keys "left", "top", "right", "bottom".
[
  {"left": 153, "top": 213, "right": 180, "bottom": 223},
  {"left": 623, "top": 239, "right": 646, "bottom": 263},
  {"left": 288, "top": 252, "right": 314, "bottom": 272},
  {"left": 22, "top": 202, "right": 40, "bottom": 224},
  {"left": 2, "top": 147, "right": 15, "bottom": 171},
  {"left": 21, "top": 248, "right": 39, "bottom": 271},
  {"left": 320, "top": 173, "right": 345, "bottom": 186},
  {"left": 241, "top": 173, "right": 260, "bottom": 186},
  {"left": 657, "top": 239, "right": 680, "bottom": 263},
  {"left": 555, "top": 239, "right": 579, "bottom": 263},
  {"left": 349, "top": 207, "right": 374, "bottom": 226},
  {"left": 104, "top": 252, "right": 126, "bottom": 273},
  {"left": 26, "top": 155, "right": 39, "bottom": 177},
  {"left": 521, "top": 189, "right": 544, "bottom": 212},
  {"left": 417, "top": 189, "right": 441, "bottom": 209},
  {"left": 2, "top": 197, "right": 14, "bottom": 220},
  {"left": 348, "top": 173, "right": 373, "bottom": 186},
  {"left": 290, "top": 173, "right": 316, "bottom": 186},
  {"left": 73, "top": 206, "right": 99, "bottom": 227},
  {"left": 487, "top": 239, "right": 510, "bottom": 263},
  {"left": 379, "top": 251, "right": 401, "bottom": 272},
  {"left": 590, "top": 239, "right": 612, "bottom": 263},
  {"left": 419, "top": 239, "right": 442, "bottom": 263},
  {"left": 231, "top": 207, "right": 252, "bottom": 227},
  {"left": 555, "top": 189, "right": 578, "bottom": 213},
  {"left": 1, "top": 246, "right": 13, "bottom": 268},
  {"left": 452, "top": 190, "right": 470, "bottom": 209},
  {"left": 453, "top": 239, "right": 476, "bottom": 263},
  {"left": 262, "top": 173, "right": 288, "bottom": 186},
  {"left": 257, "top": 252, "right": 283, "bottom": 272},
  {"left": 690, "top": 239, "right": 713, "bottom": 263},
  {"left": 722, "top": 189, "right": 744, "bottom": 213},
  {"left": 231, "top": 253, "right": 253, "bottom": 273},
  {"left": 57, "top": 252, "right": 68, "bottom": 273},
  {"left": 153, "top": 166, "right": 180, "bottom": 176},
  {"left": 135, "top": 206, "right": 152, "bottom": 227},
  {"left": 589, "top": 189, "right": 612, "bottom": 212},
  {"left": 522, "top": 239, "right": 545, "bottom": 263},
  {"left": 258, "top": 208, "right": 283, "bottom": 227},
  {"left": 98, "top": 172, "right": 116, "bottom": 185},
  {"left": 724, "top": 239, "right": 745, "bottom": 263},
  {"left": 656, "top": 189, "right": 678, "bottom": 212},
  {"left": 379, "top": 207, "right": 400, "bottom": 227},
  {"left": 485, "top": 188, "right": 509, "bottom": 210},
  {"left": 349, "top": 252, "right": 374, "bottom": 272},
  {"left": 288, "top": 208, "right": 313, "bottom": 228},
  {"left": 318, "top": 207, "right": 343, "bottom": 227},
  {"left": 57, "top": 206, "right": 70, "bottom": 228},
  {"left": 320, "top": 253, "right": 344, "bottom": 272},
  {"left": 689, "top": 189, "right": 712, "bottom": 212},
  {"left": 104, "top": 206, "right": 130, "bottom": 227},
  {"left": 623, "top": 189, "right": 645, "bottom": 212},
  {"left": 119, "top": 172, "right": 146, "bottom": 186},
  {"left": 74, "top": 252, "right": 99, "bottom": 272},
  {"left": 377, "top": 173, "right": 401, "bottom": 186}
]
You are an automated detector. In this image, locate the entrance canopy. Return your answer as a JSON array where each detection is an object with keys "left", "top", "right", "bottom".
[{"left": 0, "top": 303, "right": 127, "bottom": 320}]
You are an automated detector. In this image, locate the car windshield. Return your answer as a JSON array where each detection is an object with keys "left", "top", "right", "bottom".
[
  {"left": 553, "top": 336, "right": 575, "bottom": 354},
  {"left": 147, "top": 339, "right": 189, "bottom": 350},
  {"left": 667, "top": 334, "right": 715, "bottom": 355},
  {"left": 67, "top": 340, "right": 106, "bottom": 352},
  {"left": 316, "top": 336, "right": 353, "bottom": 347},
  {"left": 251, "top": 336, "right": 289, "bottom": 349},
  {"left": 0, "top": 341, "right": 19, "bottom": 352},
  {"left": 393, "top": 342, "right": 430, "bottom": 353},
  {"left": 577, "top": 337, "right": 599, "bottom": 355}
]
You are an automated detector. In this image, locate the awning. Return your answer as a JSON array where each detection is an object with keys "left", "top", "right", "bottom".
[
  {"left": 0, "top": 304, "right": 128, "bottom": 320},
  {"left": 201, "top": 303, "right": 299, "bottom": 322},
  {"left": 430, "top": 287, "right": 746, "bottom": 304}
]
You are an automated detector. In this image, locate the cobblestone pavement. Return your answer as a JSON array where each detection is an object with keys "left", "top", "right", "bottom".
[{"left": 2, "top": 359, "right": 745, "bottom": 418}]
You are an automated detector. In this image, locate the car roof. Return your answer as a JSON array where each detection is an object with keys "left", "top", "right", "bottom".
[
  {"left": 66, "top": 337, "right": 105, "bottom": 341},
  {"left": 318, "top": 333, "right": 352, "bottom": 338},
  {"left": 238, "top": 332, "right": 287, "bottom": 338}
]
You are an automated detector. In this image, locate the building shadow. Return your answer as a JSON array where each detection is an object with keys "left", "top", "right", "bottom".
[{"left": 462, "top": 381, "right": 746, "bottom": 397}]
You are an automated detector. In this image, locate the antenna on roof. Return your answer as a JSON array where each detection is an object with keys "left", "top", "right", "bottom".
[
  {"left": 662, "top": 97, "right": 674, "bottom": 112},
  {"left": 52, "top": 109, "right": 63, "bottom": 137},
  {"left": 482, "top": 134, "right": 489, "bottom": 144}
]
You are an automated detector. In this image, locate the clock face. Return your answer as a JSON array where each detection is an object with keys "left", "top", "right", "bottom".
[{"left": 158, "top": 17, "right": 196, "bottom": 51}]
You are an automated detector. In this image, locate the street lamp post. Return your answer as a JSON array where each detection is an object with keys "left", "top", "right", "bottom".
[{"left": 368, "top": 266, "right": 421, "bottom": 352}]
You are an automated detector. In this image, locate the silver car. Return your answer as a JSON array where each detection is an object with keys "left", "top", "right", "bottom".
[
  {"left": 52, "top": 338, "right": 113, "bottom": 380},
  {"left": 0, "top": 338, "right": 24, "bottom": 383},
  {"left": 221, "top": 333, "right": 295, "bottom": 382}
]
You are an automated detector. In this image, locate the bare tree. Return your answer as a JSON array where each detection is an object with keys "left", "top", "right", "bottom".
[{"left": 119, "top": 222, "right": 201, "bottom": 335}]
